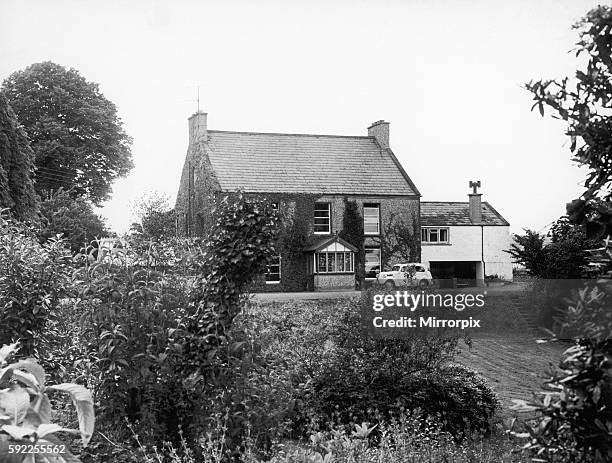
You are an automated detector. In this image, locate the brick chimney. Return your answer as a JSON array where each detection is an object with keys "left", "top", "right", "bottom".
[
  {"left": 368, "top": 120, "right": 390, "bottom": 149},
  {"left": 468, "top": 180, "right": 482, "bottom": 223},
  {"left": 188, "top": 111, "right": 207, "bottom": 145}
]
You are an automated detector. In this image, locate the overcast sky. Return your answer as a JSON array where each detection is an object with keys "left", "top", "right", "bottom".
[{"left": 0, "top": 0, "right": 602, "bottom": 234}]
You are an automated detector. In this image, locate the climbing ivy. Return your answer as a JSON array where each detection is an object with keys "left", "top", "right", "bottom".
[{"left": 339, "top": 197, "right": 365, "bottom": 288}]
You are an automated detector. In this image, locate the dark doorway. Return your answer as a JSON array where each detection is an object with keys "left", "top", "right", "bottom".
[{"left": 430, "top": 261, "right": 478, "bottom": 287}]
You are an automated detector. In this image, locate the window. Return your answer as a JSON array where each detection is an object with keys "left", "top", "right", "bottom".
[
  {"left": 314, "top": 203, "right": 331, "bottom": 234},
  {"left": 363, "top": 204, "right": 380, "bottom": 235},
  {"left": 265, "top": 256, "right": 281, "bottom": 284},
  {"left": 315, "top": 252, "right": 354, "bottom": 273},
  {"left": 365, "top": 246, "right": 381, "bottom": 277},
  {"left": 271, "top": 201, "right": 279, "bottom": 210},
  {"left": 421, "top": 227, "right": 449, "bottom": 243}
]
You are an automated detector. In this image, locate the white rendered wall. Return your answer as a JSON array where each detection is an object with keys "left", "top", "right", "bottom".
[{"left": 420, "top": 225, "right": 513, "bottom": 280}]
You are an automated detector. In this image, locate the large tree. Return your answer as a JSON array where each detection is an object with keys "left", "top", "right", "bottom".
[
  {"left": 0, "top": 92, "right": 38, "bottom": 220},
  {"left": 527, "top": 6, "right": 612, "bottom": 240},
  {"left": 1, "top": 61, "right": 133, "bottom": 205}
]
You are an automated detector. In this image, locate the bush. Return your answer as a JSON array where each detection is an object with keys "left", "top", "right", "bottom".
[
  {"left": 513, "top": 339, "right": 612, "bottom": 462},
  {"left": 0, "top": 342, "right": 95, "bottom": 463},
  {"left": 296, "top": 345, "right": 498, "bottom": 437},
  {"left": 0, "top": 211, "right": 72, "bottom": 357},
  {"left": 38, "top": 188, "right": 109, "bottom": 254}
]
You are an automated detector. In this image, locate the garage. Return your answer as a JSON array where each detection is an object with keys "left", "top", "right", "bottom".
[{"left": 429, "top": 261, "right": 479, "bottom": 287}]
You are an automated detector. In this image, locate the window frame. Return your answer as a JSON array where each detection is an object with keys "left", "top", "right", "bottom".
[
  {"left": 421, "top": 227, "right": 450, "bottom": 244},
  {"left": 314, "top": 251, "right": 354, "bottom": 273},
  {"left": 265, "top": 255, "right": 281, "bottom": 284},
  {"left": 314, "top": 202, "right": 332, "bottom": 234},
  {"left": 363, "top": 203, "right": 381, "bottom": 235}
]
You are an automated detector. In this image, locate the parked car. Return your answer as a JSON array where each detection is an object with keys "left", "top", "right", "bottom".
[
  {"left": 376, "top": 263, "right": 433, "bottom": 289},
  {"left": 365, "top": 264, "right": 380, "bottom": 279}
]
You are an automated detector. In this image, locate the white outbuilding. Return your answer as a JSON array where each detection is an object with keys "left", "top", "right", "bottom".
[{"left": 420, "top": 182, "right": 513, "bottom": 285}]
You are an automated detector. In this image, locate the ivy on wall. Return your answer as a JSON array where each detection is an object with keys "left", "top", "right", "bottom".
[
  {"left": 339, "top": 197, "right": 365, "bottom": 289},
  {"left": 375, "top": 210, "right": 421, "bottom": 268}
]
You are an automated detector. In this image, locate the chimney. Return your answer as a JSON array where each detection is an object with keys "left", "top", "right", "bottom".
[
  {"left": 468, "top": 180, "right": 482, "bottom": 223},
  {"left": 188, "top": 111, "right": 207, "bottom": 145},
  {"left": 368, "top": 120, "right": 390, "bottom": 149}
]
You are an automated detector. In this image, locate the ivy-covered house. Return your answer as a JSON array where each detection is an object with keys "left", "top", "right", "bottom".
[{"left": 175, "top": 111, "right": 421, "bottom": 291}]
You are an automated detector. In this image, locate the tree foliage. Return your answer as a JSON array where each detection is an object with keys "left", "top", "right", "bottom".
[
  {"left": 507, "top": 217, "right": 592, "bottom": 278},
  {"left": 38, "top": 188, "right": 109, "bottom": 253},
  {"left": 129, "top": 191, "right": 176, "bottom": 241},
  {"left": 0, "top": 92, "right": 38, "bottom": 221},
  {"left": 527, "top": 6, "right": 612, "bottom": 239},
  {"left": 339, "top": 198, "right": 365, "bottom": 288},
  {"left": 1, "top": 62, "right": 133, "bottom": 205},
  {"left": 378, "top": 211, "right": 420, "bottom": 268}
]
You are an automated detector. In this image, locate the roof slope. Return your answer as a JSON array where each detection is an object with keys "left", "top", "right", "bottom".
[
  {"left": 204, "top": 130, "right": 419, "bottom": 195},
  {"left": 421, "top": 201, "right": 509, "bottom": 226}
]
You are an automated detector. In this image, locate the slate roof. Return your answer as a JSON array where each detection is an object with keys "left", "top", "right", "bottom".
[
  {"left": 204, "top": 130, "right": 419, "bottom": 196},
  {"left": 421, "top": 202, "right": 509, "bottom": 226}
]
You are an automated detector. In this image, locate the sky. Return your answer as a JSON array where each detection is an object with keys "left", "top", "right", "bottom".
[{"left": 0, "top": 0, "right": 603, "bottom": 234}]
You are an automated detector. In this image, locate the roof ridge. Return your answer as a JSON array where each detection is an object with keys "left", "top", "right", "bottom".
[{"left": 208, "top": 129, "right": 374, "bottom": 140}]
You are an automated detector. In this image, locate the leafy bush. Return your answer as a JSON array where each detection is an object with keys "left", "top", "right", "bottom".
[
  {"left": 71, "top": 192, "right": 279, "bottom": 461},
  {"left": 0, "top": 342, "right": 95, "bottom": 463},
  {"left": 0, "top": 211, "right": 72, "bottom": 357},
  {"left": 507, "top": 217, "right": 594, "bottom": 279},
  {"left": 38, "top": 188, "right": 109, "bottom": 254},
  {"left": 512, "top": 339, "right": 612, "bottom": 462},
  {"left": 296, "top": 345, "right": 498, "bottom": 437}
]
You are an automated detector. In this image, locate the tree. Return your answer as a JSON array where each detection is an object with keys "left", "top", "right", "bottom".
[
  {"left": 130, "top": 191, "right": 176, "bottom": 240},
  {"left": 339, "top": 198, "right": 365, "bottom": 288},
  {"left": 1, "top": 62, "right": 133, "bottom": 205},
  {"left": 377, "top": 211, "right": 420, "bottom": 269},
  {"left": 0, "top": 92, "right": 38, "bottom": 220},
  {"left": 507, "top": 217, "right": 592, "bottom": 279},
  {"left": 38, "top": 188, "right": 109, "bottom": 253},
  {"left": 527, "top": 6, "right": 612, "bottom": 240}
]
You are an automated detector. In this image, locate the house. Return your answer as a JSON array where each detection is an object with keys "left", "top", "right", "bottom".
[
  {"left": 420, "top": 182, "right": 513, "bottom": 284},
  {"left": 175, "top": 112, "right": 421, "bottom": 291}
]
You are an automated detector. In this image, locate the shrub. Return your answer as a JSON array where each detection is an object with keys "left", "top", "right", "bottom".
[
  {"left": 0, "top": 211, "right": 72, "bottom": 357},
  {"left": 0, "top": 342, "right": 95, "bottom": 463},
  {"left": 38, "top": 188, "right": 109, "bottom": 254},
  {"left": 73, "top": 192, "right": 279, "bottom": 461},
  {"left": 513, "top": 339, "right": 612, "bottom": 463},
  {"left": 270, "top": 297, "right": 498, "bottom": 438}
]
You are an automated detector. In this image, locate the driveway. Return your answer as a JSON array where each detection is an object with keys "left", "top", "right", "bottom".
[{"left": 251, "top": 290, "right": 361, "bottom": 302}]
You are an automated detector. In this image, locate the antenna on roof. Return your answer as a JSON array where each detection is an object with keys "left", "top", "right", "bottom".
[{"left": 182, "top": 85, "right": 202, "bottom": 113}]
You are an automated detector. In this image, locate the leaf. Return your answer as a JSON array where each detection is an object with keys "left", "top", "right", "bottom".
[
  {"left": 12, "top": 370, "right": 39, "bottom": 391},
  {"left": 0, "top": 343, "right": 19, "bottom": 364},
  {"left": 31, "top": 394, "right": 51, "bottom": 424},
  {"left": 0, "top": 387, "right": 30, "bottom": 425},
  {"left": 1, "top": 424, "right": 34, "bottom": 439},
  {"left": 47, "top": 384, "right": 94, "bottom": 447},
  {"left": 0, "top": 366, "right": 13, "bottom": 384},
  {"left": 36, "top": 423, "right": 78, "bottom": 439},
  {"left": 12, "top": 360, "right": 45, "bottom": 389}
]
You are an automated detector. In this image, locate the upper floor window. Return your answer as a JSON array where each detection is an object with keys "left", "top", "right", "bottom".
[
  {"left": 363, "top": 204, "right": 380, "bottom": 235},
  {"left": 314, "top": 203, "right": 331, "bottom": 234},
  {"left": 421, "top": 227, "right": 449, "bottom": 244},
  {"left": 265, "top": 256, "right": 281, "bottom": 284}
]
